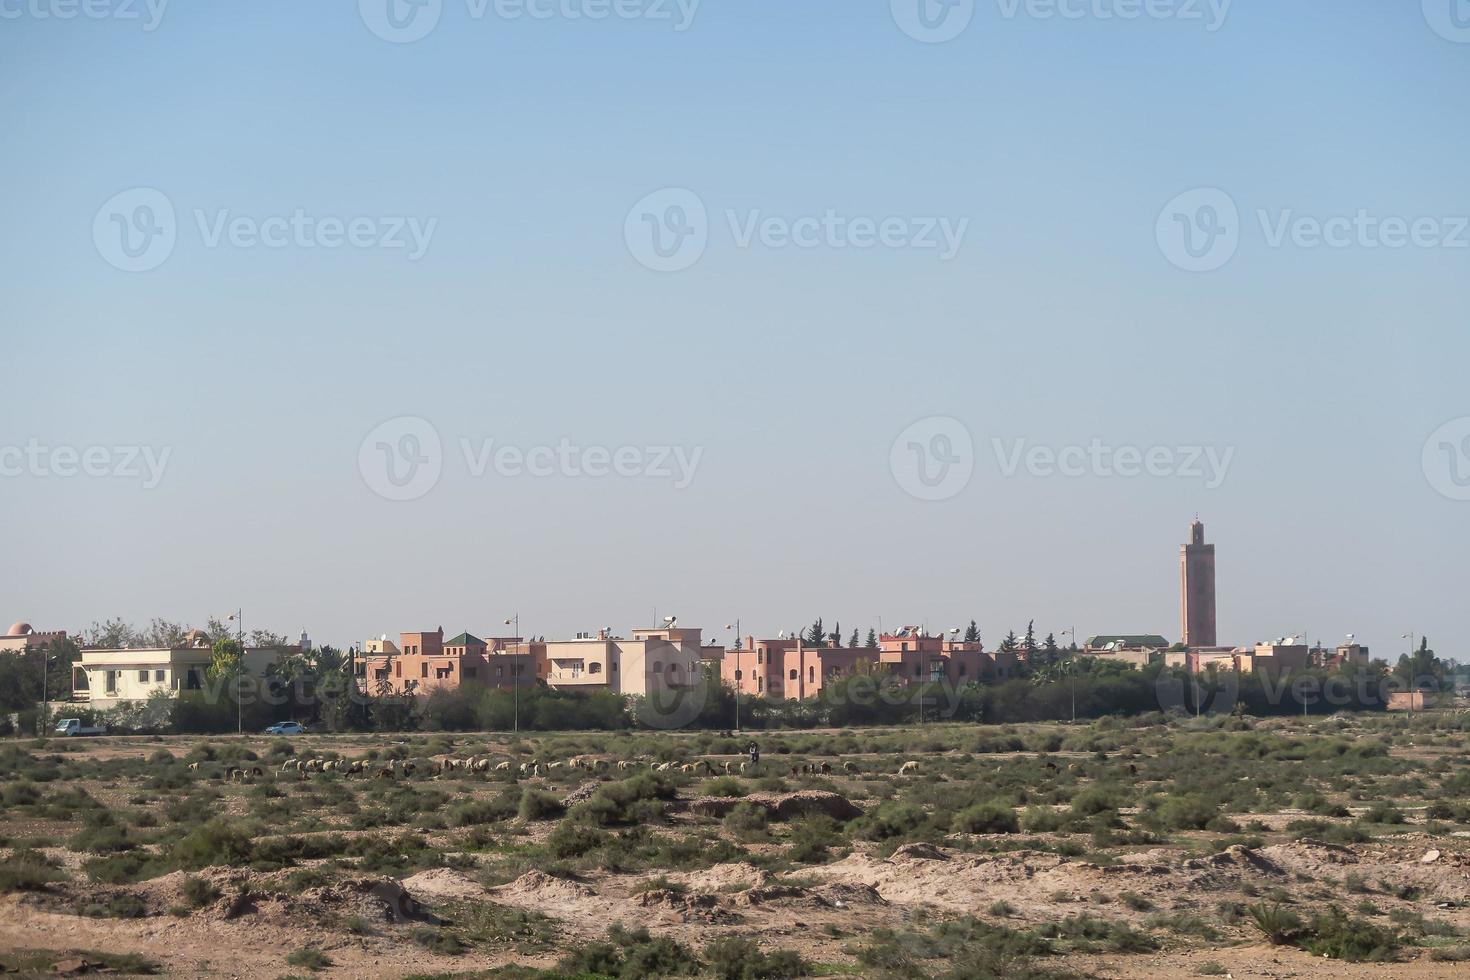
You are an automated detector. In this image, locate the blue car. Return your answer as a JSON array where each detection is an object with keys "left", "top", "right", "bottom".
[{"left": 264, "top": 721, "right": 306, "bottom": 735}]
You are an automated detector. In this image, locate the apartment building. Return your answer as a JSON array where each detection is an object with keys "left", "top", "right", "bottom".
[
  {"left": 73, "top": 633, "right": 284, "bottom": 711},
  {"left": 543, "top": 626, "right": 704, "bottom": 696}
]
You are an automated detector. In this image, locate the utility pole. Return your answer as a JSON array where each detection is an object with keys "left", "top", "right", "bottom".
[
  {"left": 726, "top": 621, "right": 741, "bottom": 732},
  {"left": 504, "top": 615, "right": 520, "bottom": 734}
]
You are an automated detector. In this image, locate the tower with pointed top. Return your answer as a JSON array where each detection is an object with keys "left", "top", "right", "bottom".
[{"left": 1180, "top": 519, "right": 1217, "bottom": 648}]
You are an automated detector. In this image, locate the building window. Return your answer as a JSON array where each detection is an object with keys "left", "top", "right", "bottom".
[
  {"left": 395, "top": 662, "right": 402, "bottom": 677},
  {"left": 901, "top": 643, "right": 909, "bottom": 652},
  {"left": 958, "top": 663, "right": 966, "bottom": 676},
  {"left": 105, "top": 670, "right": 117, "bottom": 694},
  {"left": 757, "top": 676, "right": 764, "bottom": 692},
  {"left": 155, "top": 669, "right": 165, "bottom": 682},
  {"left": 496, "top": 665, "right": 504, "bottom": 678},
  {"left": 138, "top": 669, "right": 148, "bottom": 682},
  {"left": 421, "top": 663, "right": 428, "bottom": 678},
  {"left": 757, "top": 650, "right": 763, "bottom": 664},
  {"left": 789, "top": 669, "right": 798, "bottom": 680},
  {"left": 734, "top": 669, "right": 743, "bottom": 680},
  {"left": 809, "top": 666, "right": 815, "bottom": 682},
  {"left": 589, "top": 663, "right": 601, "bottom": 674}
]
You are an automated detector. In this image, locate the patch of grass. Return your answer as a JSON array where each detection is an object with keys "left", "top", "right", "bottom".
[
  {"left": 704, "top": 936, "right": 806, "bottom": 980},
  {"left": 180, "top": 875, "right": 221, "bottom": 908},
  {"left": 0, "top": 848, "right": 63, "bottom": 892},
  {"left": 285, "top": 946, "right": 333, "bottom": 972}
]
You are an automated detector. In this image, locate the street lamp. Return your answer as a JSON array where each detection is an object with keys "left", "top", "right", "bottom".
[
  {"left": 725, "top": 622, "right": 741, "bottom": 732},
  {"left": 504, "top": 616, "right": 520, "bottom": 734},
  {"left": 1058, "top": 628, "right": 1077, "bottom": 723},
  {"left": 224, "top": 609, "right": 244, "bottom": 735},
  {"left": 1402, "top": 631, "right": 1415, "bottom": 716}
]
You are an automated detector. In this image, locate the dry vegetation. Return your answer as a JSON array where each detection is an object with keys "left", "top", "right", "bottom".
[{"left": 2, "top": 711, "right": 1470, "bottom": 978}]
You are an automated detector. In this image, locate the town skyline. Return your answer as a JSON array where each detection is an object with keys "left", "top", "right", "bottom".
[{"left": 5, "top": 518, "right": 1446, "bottom": 664}]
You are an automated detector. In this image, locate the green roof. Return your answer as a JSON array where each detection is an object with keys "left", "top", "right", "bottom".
[
  {"left": 1085, "top": 634, "right": 1170, "bottom": 649},
  {"left": 445, "top": 632, "right": 484, "bottom": 647}
]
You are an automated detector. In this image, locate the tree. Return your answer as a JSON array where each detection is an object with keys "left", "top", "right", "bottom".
[
  {"left": 1022, "top": 621, "right": 1039, "bottom": 663},
  {"left": 830, "top": 621, "right": 842, "bottom": 647},
  {"left": 805, "top": 619, "right": 826, "bottom": 648},
  {"left": 963, "top": 620, "right": 980, "bottom": 644},
  {"left": 1042, "top": 632, "right": 1060, "bottom": 668},
  {"left": 209, "top": 637, "right": 244, "bottom": 680},
  {"left": 864, "top": 628, "right": 879, "bottom": 649},
  {"left": 84, "top": 618, "right": 140, "bottom": 649},
  {"left": 141, "top": 619, "right": 191, "bottom": 648},
  {"left": 847, "top": 628, "right": 860, "bottom": 649},
  {"left": 999, "top": 631, "right": 1019, "bottom": 655}
]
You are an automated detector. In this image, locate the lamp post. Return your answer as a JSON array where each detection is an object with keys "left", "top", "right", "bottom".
[
  {"left": 1058, "top": 628, "right": 1076, "bottom": 723},
  {"left": 725, "top": 622, "right": 740, "bottom": 732},
  {"left": 226, "top": 610, "right": 244, "bottom": 735},
  {"left": 504, "top": 616, "right": 520, "bottom": 734},
  {"left": 1402, "top": 631, "right": 1415, "bottom": 716}
]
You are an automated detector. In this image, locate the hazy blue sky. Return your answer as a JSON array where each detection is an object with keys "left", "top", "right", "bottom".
[{"left": 2, "top": 1, "right": 1467, "bottom": 659}]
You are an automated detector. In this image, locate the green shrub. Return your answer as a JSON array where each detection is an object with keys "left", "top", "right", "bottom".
[
  {"left": 285, "top": 946, "right": 332, "bottom": 972},
  {"left": 518, "top": 789, "right": 566, "bottom": 822},
  {"left": 723, "top": 803, "right": 769, "bottom": 837},
  {"left": 704, "top": 936, "right": 807, "bottom": 980},
  {"left": 172, "top": 819, "right": 255, "bottom": 869},
  {"left": 0, "top": 849, "right": 62, "bottom": 892},
  {"left": 180, "top": 875, "right": 221, "bottom": 908},
  {"left": 1247, "top": 902, "right": 1304, "bottom": 945},
  {"left": 952, "top": 803, "right": 1019, "bottom": 835}
]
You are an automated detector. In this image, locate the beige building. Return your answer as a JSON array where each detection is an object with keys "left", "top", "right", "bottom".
[
  {"left": 543, "top": 626, "right": 705, "bottom": 696},
  {"left": 74, "top": 636, "right": 281, "bottom": 712},
  {"left": 0, "top": 621, "right": 68, "bottom": 654}
]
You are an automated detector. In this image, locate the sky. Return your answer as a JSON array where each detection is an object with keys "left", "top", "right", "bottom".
[{"left": 1, "top": 0, "right": 1468, "bottom": 659}]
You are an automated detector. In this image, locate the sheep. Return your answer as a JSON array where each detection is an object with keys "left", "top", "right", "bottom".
[
  {"left": 701, "top": 760, "right": 717, "bottom": 777},
  {"left": 375, "top": 766, "right": 395, "bottom": 779},
  {"left": 279, "top": 758, "right": 300, "bottom": 772},
  {"left": 494, "top": 760, "right": 512, "bottom": 772},
  {"left": 819, "top": 762, "right": 832, "bottom": 775},
  {"left": 547, "top": 761, "right": 565, "bottom": 771},
  {"left": 723, "top": 760, "right": 736, "bottom": 774},
  {"left": 187, "top": 762, "right": 201, "bottom": 772},
  {"left": 842, "top": 761, "right": 858, "bottom": 773},
  {"left": 617, "top": 760, "right": 633, "bottom": 770},
  {"left": 472, "top": 758, "right": 491, "bottom": 773},
  {"left": 346, "top": 760, "right": 365, "bottom": 776},
  {"left": 899, "top": 761, "right": 920, "bottom": 776}
]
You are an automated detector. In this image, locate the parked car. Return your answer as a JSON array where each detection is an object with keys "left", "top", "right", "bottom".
[
  {"left": 264, "top": 721, "right": 306, "bottom": 735},
  {"left": 54, "top": 718, "right": 106, "bottom": 737}
]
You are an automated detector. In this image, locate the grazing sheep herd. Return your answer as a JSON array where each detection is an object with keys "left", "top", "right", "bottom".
[{"left": 178, "top": 748, "right": 921, "bottom": 783}]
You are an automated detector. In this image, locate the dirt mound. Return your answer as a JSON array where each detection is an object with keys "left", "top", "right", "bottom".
[
  {"left": 665, "top": 862, "right": 771, "bottom": 893},
  {"left": 637, "top": 888, "right": 741, "bottom": 923},
  {"left": 1188, "top": 844, "right": 1285, "bottom": 876},
  {"left": 300, "top": 876, "right": 420, "bottom": 923},
  {"left": 561, "top": 781, "right": 602, "bottom": 809},
  {"left": 401, "top": 867, "right": 488, "bottom": 902},
  {"left": 496, "top": 870, "right": 597, "bottom": 902},
  {"left": 768, "top": 791, "right": 863, "bottom": 821},
  {"left": 688, "top": 791, "right": 861, "bottom": 822},
  {"left": 811, "top": 882, "right": 886, "bottom": 908},
  {"left": 890, "top": 842, "right": 949, "bottom": 862}
]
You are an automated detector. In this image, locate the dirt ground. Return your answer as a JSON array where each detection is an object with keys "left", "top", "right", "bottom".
[{"left": 1, "top": 718, "right": 1468, "bottom": 978}]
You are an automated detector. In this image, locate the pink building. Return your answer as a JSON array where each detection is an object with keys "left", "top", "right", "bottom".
[{"left": 720, "top": 626, "right": 1016, "bottom": 701}]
